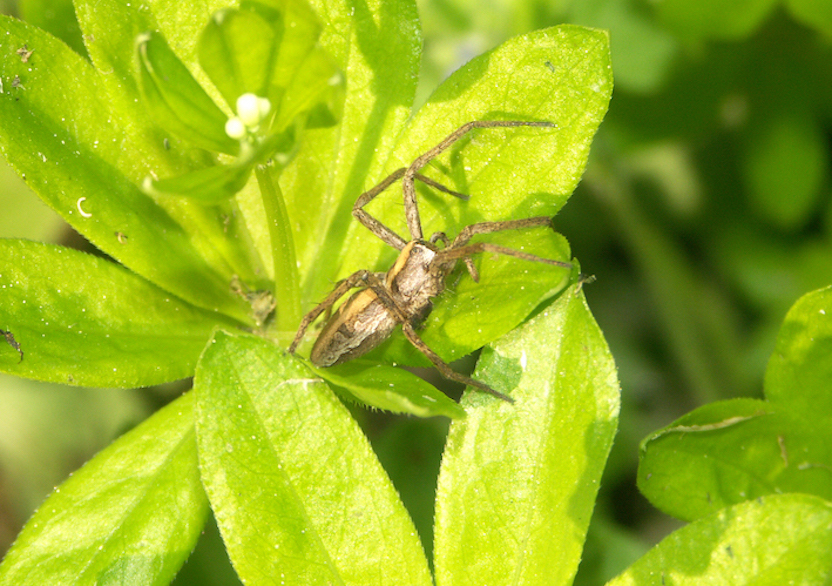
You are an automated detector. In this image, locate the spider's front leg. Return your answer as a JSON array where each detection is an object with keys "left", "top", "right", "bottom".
[
  {"left": 353, "top": 169, "right": 470, "bottom": 247},
  {"left": 400, "top": 120, "right": 556, "bottom": 240},
  {"left": 288, "top": 270, "right": 374, "bottom": 354},
  {"left": 450, "top": 216, "right": 560, "bottom": 248}
]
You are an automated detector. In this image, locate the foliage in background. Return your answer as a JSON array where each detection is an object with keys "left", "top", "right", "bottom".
[
  {"left": 415, "top": 0, "right": 832, "bottom": 583},
  {"left": 0, "top": 0, "right": 623, "bottom": 584},
  {"left": 2, "top": 0, "right": 832, "bottom": 584}
]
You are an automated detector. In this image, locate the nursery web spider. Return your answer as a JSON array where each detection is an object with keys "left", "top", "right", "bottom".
[{"left": 288, "top": 120, "right": 572, "bottom": 403}]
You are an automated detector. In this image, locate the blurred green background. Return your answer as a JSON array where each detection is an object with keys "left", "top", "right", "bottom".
[{"left": 2, "top": 0, "right": 832, "bottom": 583}]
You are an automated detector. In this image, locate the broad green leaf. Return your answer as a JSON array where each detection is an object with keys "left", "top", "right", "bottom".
[
  {"left": 639, "top": 286, "right": 832, "bottom": 521},
  {"left": 0, "top": 16, "right": 254, "bottom": 322},
  {"left": 0, "top": 240, "right": 238, "bottom": 387},
  {"left": 0, "top": 392, "right": 207, "bottom": 586},
  {"left": 637, "top": 399, "right": 781, "bottom": 521},
  {"left": 137, "top": 30, "right": 238, "bottom": 155},
  {"left": 310, "top": 359, "right": 466, "bottom": 419},
  {"left": 194, "top": 331, "right": 432, "bottom": 585},
  {"left": 653, "top": 0, "right": 778, "bottom": 40},
  {"left": 367, "top": 25, "right": 613, "bottom": 253},
  {"left": 434, "top": 284, "right": 620, "bottom": 586},
  {"left": 605, "top": 494, "right": 832, "bottom": 586}
]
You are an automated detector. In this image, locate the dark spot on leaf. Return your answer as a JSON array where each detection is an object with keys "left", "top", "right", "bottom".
[{"left": 1, "top": 329, "right": 23, "bottom": 362}]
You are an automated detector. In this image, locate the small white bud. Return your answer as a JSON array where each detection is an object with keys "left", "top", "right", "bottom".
[
  {"left": 237, "top": 93, "right": 262, "bottom": 127},
  {"left": 225, "top": 117, "right": 246, "bottom": 140},
  {"left": 257, "top": 96, "right": 272, "bottom": 118}
]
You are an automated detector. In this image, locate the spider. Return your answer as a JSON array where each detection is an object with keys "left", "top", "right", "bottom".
[{"left": 288, "top": 120, "right": 572, "bottom": 403}]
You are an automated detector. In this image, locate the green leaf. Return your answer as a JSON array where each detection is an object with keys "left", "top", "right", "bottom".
[
  {"left": 18, "top": 0, "right": 87, "bottom": 57},
  {"left": 653, "top": 0, "right": 778, "bottom": 40},
  {"left": 764, "top": 285, "right": 832, "bottom": 416},
  {"left": 370, "top": 25, "right": 613, "bottom": 250},
  {"left": 136, "top": 30, "right": 238, "bottom": 155},
  {"left": 310, "top": 359, "right": 467, "bottom": 419},
  {"left": 638, "top": 286, "right": 832, "bottom": 521},
  {"left": 0, "top": 16, "right": 254, "bottom": 322},
  {"left": 434, "top": 284, "right": 620, "bottom": 586},
  {"left": 0, "top": 240, "right": 237, "bottom": 387},
  {"left": 0, "top": 392, "right": 207, "bottom": 586},
  {"left": 788, "top": 0, "right": 832, "bottom": 36},
  {"left": 274, "top": 46, "right": 342, "bottom": 132},
  {"left": 605, "top": 494, "right": 832, "bottom": 586},
  {"left": 741, "top": 111, "right": 828, "bottom": 230},
  {"left": 194, "top": 331, "right": 432, "bottom": 585},
  {"left": 637, "top": 399, "right": 780, "bottom": 521},
  {"left": 147, "top": 162, "right": 253, "bottom": 205},
  {"left": 198, "top": 8, "right": 279, "bottom": 108},
  {"left": 280, "top": 0, "right": 422, "bottom": 303}
]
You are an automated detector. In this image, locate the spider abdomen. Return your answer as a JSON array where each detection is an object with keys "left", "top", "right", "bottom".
[{"left": 310, "top": 288, "right": 398, "bottom": 367}]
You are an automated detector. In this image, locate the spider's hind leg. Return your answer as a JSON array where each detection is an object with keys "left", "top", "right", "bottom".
[{"left": 401, "top": 322, "right": 514, "bottom": 403}]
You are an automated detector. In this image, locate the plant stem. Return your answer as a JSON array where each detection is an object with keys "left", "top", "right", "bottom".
[{"left": 256, "top": 164, "right": 300, "bottom": 341}]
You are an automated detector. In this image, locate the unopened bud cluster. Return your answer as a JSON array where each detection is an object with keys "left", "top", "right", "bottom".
[{"left": 225, "top": 93, "right": 272, "bottom": 140}]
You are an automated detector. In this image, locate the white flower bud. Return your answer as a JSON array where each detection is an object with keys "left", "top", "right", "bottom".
[{"left": 225, "top": 116, "right": 246, "bottom": 140}]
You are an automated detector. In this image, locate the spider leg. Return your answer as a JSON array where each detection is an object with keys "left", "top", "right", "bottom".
[
  {"left": 289, "top": 270, "right": 374, "bottom": 354},
  {"left": 401, "top": 322, "right": 515, "bottom": 403},
  {"left": 430, "top": 231, "right": 479, "bottom": 281},
  {"left": 436, "top": 242, "right": 572, "bottom": 268},
  {"left": 432, "top": 217, "right": 570, "bottom": 277},
  {"left": 353, "top": 171, "right": 471, "bottom": 250},
  {"left": 401, "top": 120, "right": 556, "bottom": 240},
  {"left": 414, "top": 174, "right": 469, "bottom": 200},
  {"left": 353, "top": 169, "right": 409, "bottom": 250},
  {"left": 451, "top": 216, "right": 556, "bottom": 247}
]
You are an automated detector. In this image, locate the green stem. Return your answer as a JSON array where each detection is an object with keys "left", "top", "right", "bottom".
[{"left": 256, "top": 164, "right": 300, "bottom": 342}]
